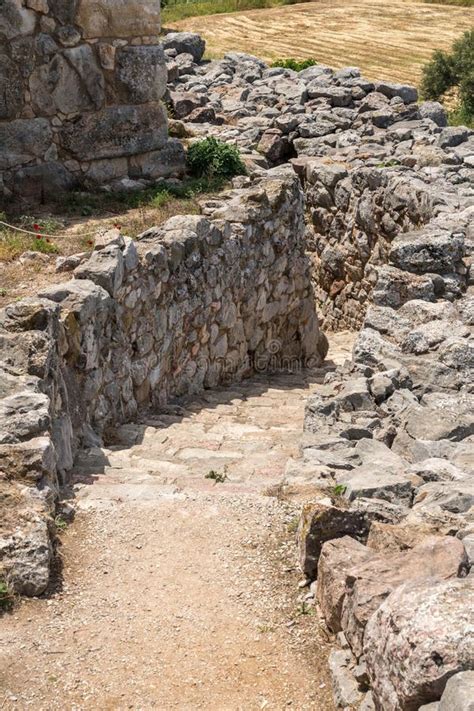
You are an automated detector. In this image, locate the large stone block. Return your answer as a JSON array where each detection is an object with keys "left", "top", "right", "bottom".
[
  {"left": 59, "top": 103, "right": 168, "bottom": 160},
  {"left": 364, "top": 577, "right": 474, "bottom": 710},
  {"left": 11, "top": 161, "right": 77, "bottom": 201},
  {"left": 0, "top": 53, "right": 24, "bottom": 119},
  {"left": 0, "top": 118, "right": 53, "bottom": 170},
  {"left": 342, "top": 536, "right": 468, "bottom": 658},
  {"left": 129, "top": 140, "right": 186, "bottom": 180},
  {"left": 0, "top": 0, "right": 36, "bottom": 40},
  {"left": 48, "top": 0, "right": 79, "bottom": 25},
  {"left": 76, "top": 0, "right": 160, "bottom": 39},
  {"left": 116, "top": 45, "right": 167, "bottom": 104},
  {"left": 30, "top": 45, "right": 105, "bottom": 115}
]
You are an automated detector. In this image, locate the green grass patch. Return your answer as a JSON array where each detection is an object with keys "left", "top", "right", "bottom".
[
  {"left": 0, "top": 212, "right": 60, "bottom": 260},
  {"left": 162, "top": 0, "right": 305, "bottom": 23},
  {"left": 0, "top": 580, "right": 14, "bottom": 612},
  {"left": 271, "top": 57, "right": 317, "bottom": 71},
  {"left": 62, "top": 176, "right": 227, "bottom": 218}
]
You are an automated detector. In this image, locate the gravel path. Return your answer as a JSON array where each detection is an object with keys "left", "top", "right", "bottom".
[{"left": 0, "top": 334, "right": 354, "bottom": 711}]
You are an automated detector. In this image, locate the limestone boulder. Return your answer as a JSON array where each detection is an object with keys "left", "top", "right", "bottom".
[
  {"left": 30, "top": 45, "right": 105, "bottom": 116},
  {"left": 116, "top": 45, "right": 167, "bottom": 104},
  {"left": 0, "top": 118, "right": 53, "bottom": 171},
  {"left": 162, "top": 32, "right": 206, "bottom": 62},
  {"left": 439, "top": 671, "right": 474, "bottom": 711},
  {"left": 0, "top": 53, "right": 24, "bottom": 119},
  {"left": 341, "top": 536, "right": 468, "bottom": 658},
  {"left": 317, "top": 536, "right": 374, "bottom": 632},
  {"left": 59, "top": 103, "right": 168, "bottom": 160},
  {"left": 298, "top": 503, "right": 372, "bottom": 580},
  {"left": 364, "top": 577, "right": 474, "bottom": 710},
  {"left": 0, "top": 0, "right": 36, "bottom": 40},
  {"left": 76, "top": 0, "right": 161, "bottom": 39}
]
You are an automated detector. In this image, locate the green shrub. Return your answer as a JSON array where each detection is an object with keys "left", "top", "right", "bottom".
[
  {"left": 271, "top": 57, "right": 317, "bottom": 71},
  {"left": 187, "top": 137, "right": 246, "bottom": 180},
  {"left": 0, "top": 580, "right": 14, "bottom": 612},
  {"left": 421, "top": 30, "right": 474, "bottom": 123}
]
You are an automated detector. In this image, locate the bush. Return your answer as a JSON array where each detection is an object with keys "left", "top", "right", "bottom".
[
  {"left": 271, "top": 57, "right": 317, "bottom": 71},
  {"left": 186, "top": 137, "right": 246, "bottom": 180},
  {"left": 421, "top": 30, "right": 474, "bottom": 123}
]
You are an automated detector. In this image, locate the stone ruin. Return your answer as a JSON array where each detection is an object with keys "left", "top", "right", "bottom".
[
  {"left": 1, "top": 21, "right": 474, "bottom": 711},
  {"left": 0, "top": 0, "right": 184, "bottom": 202}
]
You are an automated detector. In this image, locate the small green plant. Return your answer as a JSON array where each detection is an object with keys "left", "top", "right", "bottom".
[
  {"left": 298, "top": 601, "right": 314, "bottom": 616},
  {"left": 421, "top": 30, "right": 474, "bottom": 125},
  {"left": 332, "top": 484, "right": 347, "bottom": 497},
  {"left": 149, "top": 190, "right": 172, "bottom": 209},
  {"left": 54, "top": 515, "right": 68, "bottom": 532},
  {"left": 0, "top": 580, "right": 14, "bottom": 612},
  {"left": 287, "top": 515, "right": 300, "bottom": 534},
  {"left": 257, "top": 623, "right": 274, "bottom": 633},
  {"left": 0, "top": 288, "right": 7, "bottom": 297},
  {"left": 376, "top": 158, "right": 400, "bottom": 168},
  {"left": 205, "top": 468, "right": 228, "bottom": 483},
  {"left": 271, "top": 57, "right": 317, "bottom": 71},
  {"left": 187, "top": 137, "right": 246, "bottom": 181}
]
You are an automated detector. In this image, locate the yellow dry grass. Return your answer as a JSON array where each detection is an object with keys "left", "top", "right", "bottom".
[{"left": 170, "top": 0, "right": 474, "bottom": 84}]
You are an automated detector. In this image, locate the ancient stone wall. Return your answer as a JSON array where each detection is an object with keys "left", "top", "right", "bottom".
[
  {"left": 303, "top": 161, "right": 439, "bottom": 331},
  {"left": 0, "top": 0, "right": 184, "bottom": 202},
  {"left": 0, "top": 169, "right": 321, "bottom": 594}
]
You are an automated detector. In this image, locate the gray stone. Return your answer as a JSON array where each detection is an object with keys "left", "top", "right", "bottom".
[
  {"left": 129, "top": 140, "right": 186, "bottom": 180},
  {"left": 419, "top": 101, "right": 447, "bottom": 127},
  {"left": 162, "top": 32, "right": 206, "bottom": 62},
  {"left": 364, "top": 577, "right": 474, "bottom": 710},
  {"left": 76, "top": 0, "right": 161, "bottom": 39},
  {"left": 439, "top": 671, "right": 474, "bottom": 711},
  {"left": 375, "top": 81, "right": 418, "bottom": 104},
  {"left": 317, "top": 536, "right": 374, "bottom": 633},
  {"left": 116, "top": 45, "right": 167, "bottom": 104},
  {"left": 0, "top": 118, "right": 53, "bottom": 170},
  {"left": 11, "top": 162, "right": 76, "bottom": 201},
  {"left": 343, "top": 536, "right": 467, "bottom": 658},
  {"left": 0, "top": 53, "right": 24, "bottom": 119},
  {"left": 30, "top": 45, "right": 105, "bottom": 116},
  {"left": 0, "top": 391, "right": 51, "bottom": 444},
  {"left": 328, "top": 649, "right": 363, "bottom": 708},
  {"left": 59, "top": 103, "right": 168, "bottom": 160}
]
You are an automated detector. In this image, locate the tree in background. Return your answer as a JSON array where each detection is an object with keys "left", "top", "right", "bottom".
[{"left": 421, "top": 30, "right": 473, "bottom": 125}]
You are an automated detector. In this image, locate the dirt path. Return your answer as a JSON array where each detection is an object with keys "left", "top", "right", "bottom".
[
  {"left": 170, "top": 0, "right": 473, "bottom": 85},
  {"left": 0, "top": 334, "right": 355, "bottom": 711}
]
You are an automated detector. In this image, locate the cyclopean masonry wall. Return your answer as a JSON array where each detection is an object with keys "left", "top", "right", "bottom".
[
  {"left": 0, "top": 0, "right": 184, "bottom": 203},
  {"left": 0, "top": 168, "right": 322, "bottom": 595}
]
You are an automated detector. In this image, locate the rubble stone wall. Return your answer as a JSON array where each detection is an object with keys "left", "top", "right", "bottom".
[
  {"left": 0, "top": 169, "right": 321, "bottom": 595},
  {"left": 303, "top": 162, "right": 436, "bottom": 331},
  {"left": 0, "top": 0, "right": 184, "bottom": 202}
]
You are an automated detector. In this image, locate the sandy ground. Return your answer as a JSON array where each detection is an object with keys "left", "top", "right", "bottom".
[
  {"left": 0, "top": 334, "right": 355, "bottom": 711},
  {"left": 170, "top": 0, "right": 473, "bottom": 85}
]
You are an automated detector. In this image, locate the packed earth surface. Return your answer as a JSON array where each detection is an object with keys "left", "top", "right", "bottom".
[{"left": 0, "top": 335, "right": 353, "bottom": 711}]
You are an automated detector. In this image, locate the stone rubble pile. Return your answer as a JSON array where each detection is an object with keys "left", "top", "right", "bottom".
[
  {"left": 163, "top": 28, "right": 474, "bottom": 711},
  {"left": 165, "top": 32, "right": 473, "bottom": 334},
  {"left": 0, "top": 169, "right": 322, "bottom": 595}
]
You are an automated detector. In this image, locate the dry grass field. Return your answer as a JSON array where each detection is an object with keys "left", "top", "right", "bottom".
[{"left": 169, "top": 0, "right": 474, "bottom": 84}]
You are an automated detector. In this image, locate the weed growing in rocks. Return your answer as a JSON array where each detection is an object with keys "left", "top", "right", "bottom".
[
  {"left": 205, "top": 469, "right": 228, "bottom": 483},
  {"left": 271, "top": 58, "right": 317, "bottom": 71},
  {"left": 187, "top": 138, "right": 246, "bottom": 180},
  {"left": 0, "top": 581, "right": 14, "bottom": 612}
]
